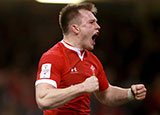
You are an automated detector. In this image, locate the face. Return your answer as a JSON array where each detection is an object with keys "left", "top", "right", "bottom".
[{"left": 78, "top": 9, "right": 101, "bottom": 50}]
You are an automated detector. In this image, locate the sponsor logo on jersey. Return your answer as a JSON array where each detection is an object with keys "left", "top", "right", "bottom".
[{"left": 71, "top": 67, "right": 78, "bottom": 73}]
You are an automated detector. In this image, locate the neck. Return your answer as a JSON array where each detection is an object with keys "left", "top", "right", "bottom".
[{"left": 63, "top": 34, "right": 84, "bottom": 50}]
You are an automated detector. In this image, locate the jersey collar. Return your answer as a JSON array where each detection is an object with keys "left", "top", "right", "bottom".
[{"left": 61, "top": 40, "right": 85, "bottom": 61}]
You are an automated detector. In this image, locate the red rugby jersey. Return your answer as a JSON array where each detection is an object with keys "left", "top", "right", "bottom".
[{"left": 35, "top": 41, "right": 109, "bottom": 115}]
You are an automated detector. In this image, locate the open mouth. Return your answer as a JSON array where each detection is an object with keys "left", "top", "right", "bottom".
[{"left": 92, "top": 32, "right": 99, "bottom": 40}]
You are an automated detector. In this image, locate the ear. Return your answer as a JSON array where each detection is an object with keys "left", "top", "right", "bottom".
[{"left": 71, "top": 24, "right": 80, "bottom": 35}]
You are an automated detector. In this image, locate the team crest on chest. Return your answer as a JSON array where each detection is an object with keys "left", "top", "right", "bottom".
[{"left": 90, "top": 65, "right": 95, "bottom": 75}]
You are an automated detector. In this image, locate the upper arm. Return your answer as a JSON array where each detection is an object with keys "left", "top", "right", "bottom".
[
  {"left": 36, "top": 83, "right": 55, "bottom": 99},
  {"left": 35, "top": 83, "right": 56, "bottom": 109}
]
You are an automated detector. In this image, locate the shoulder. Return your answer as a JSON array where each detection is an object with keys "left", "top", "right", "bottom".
[
  {"left": 86, "top": 50, "right": 101, "bottom": 64},
  {"left": 39, "top": 42, "right": 65, "bottom": 65}
]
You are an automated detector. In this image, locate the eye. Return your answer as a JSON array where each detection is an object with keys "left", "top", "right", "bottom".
[
  {"left": 89, "top": 21, "right": 95, "bottom": 24},
  {"left": 89, "top": 19, "right": 98, "bottom": 24},
  {"left": 90, "top": 20, "right": 95, "bottom": 24}
]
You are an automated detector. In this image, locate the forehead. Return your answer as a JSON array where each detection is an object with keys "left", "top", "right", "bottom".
[{"left": 78, "top": 9, "right": 97, "bottom": 21}]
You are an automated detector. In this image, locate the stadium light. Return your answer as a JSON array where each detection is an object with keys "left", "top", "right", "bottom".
[{"left": 36, "top": 0, "right": 85, "bottom": 4}]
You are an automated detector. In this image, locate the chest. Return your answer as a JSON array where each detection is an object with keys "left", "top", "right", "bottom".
[{"left": 60, "top": 57, "right": 97, "bottom": 88}]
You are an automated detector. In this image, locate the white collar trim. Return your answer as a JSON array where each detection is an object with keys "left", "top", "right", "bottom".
[{"left": 61, "top": 40, "right": 85, "bottom": 61}]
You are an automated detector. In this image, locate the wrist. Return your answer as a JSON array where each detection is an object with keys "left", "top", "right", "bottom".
[
  {"left": 74, "top": 83, "right": 85, "bottom": 94},
  {"left": 128, "top": 88, "right": 134, "bottom": 101}
]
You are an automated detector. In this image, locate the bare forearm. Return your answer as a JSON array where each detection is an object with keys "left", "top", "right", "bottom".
[
  {"left": 36, "top": 84, "right": 84, "bottom": 110},
  {"left": 105, "top": 85, "right": 129, "bottom": 106},
  {"left": 95, "top": 85, "right": 129, "bottom": 107},
  {"left": 95, "top": 84, "right": 147, "bottom": 107},
  {"left": 104, "top": 84, "right": 147, "bottom": 106}
]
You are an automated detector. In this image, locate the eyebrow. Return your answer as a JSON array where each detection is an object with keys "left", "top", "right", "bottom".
[{"left": 89, "top": 18, "right": 97, "bottom": 22}]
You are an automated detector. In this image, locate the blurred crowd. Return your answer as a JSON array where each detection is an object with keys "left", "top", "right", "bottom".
[{"left": 0, "top": 1, "right": 160, "bottom": 115}]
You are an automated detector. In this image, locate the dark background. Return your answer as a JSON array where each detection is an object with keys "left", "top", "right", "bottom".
[{"left": 0, "top": 0, "right": 160, "bottom": 114}]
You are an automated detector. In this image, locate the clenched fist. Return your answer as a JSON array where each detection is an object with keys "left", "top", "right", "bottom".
[
  {"left": 131, "top": 84, "right": 147, "bottom": 100},
  {"left": 82, "top": 76, "right": 99, "bottom": 93}
]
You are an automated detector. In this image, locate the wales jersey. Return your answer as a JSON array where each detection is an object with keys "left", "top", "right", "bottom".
[{"left": 35, "top": 40, "right": 109, "bottom": 115}]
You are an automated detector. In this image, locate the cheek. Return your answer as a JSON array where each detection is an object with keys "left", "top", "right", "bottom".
[{"left": 82, "top": 24, "right": 93, "bottom": 31}]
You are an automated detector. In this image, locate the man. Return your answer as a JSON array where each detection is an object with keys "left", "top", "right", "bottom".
[{"left": 35, "top": 3, "right": 147, "bottom": 115}]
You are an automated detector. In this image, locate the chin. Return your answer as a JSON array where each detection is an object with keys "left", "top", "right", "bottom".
[{"left": 86, "top": 46, "right": 94, "bottom": 51}]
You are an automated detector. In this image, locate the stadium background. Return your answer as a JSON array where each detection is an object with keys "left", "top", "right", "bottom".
[{"left": 0, "top": 0, "right": 160, "bottom": 114}]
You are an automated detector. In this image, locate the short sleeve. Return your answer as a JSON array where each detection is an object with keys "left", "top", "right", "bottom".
[
  {"left": 93, "top": 55, "right": 109, "bottom": 91},
  {"left": 97, "top": 70, "right": 109, "bottom": 91},
  {"left": 35, "top": 53, "right": 63, "bottom": 88}
]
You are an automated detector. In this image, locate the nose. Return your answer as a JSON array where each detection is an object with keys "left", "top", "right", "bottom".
[{"left": 96, "top": 23, "right": 101, "bottom": 30}]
